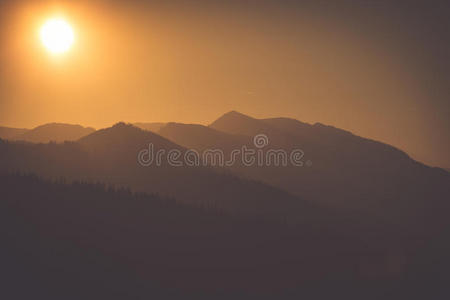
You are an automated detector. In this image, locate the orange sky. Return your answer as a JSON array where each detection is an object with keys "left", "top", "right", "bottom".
[{"left": 0, "top": 0, "right": 449, "bottom": 168}]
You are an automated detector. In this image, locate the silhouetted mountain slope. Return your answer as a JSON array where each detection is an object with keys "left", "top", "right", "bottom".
[
  {"left": 210, "top": 111, "right": 312, "bottom": 148},
  {"left": 0, "top": 123, "right": 320, "bottom": 222},
  {"left": 158, "top": 122, "right": 249, "bottom": 153},
  {"left": 134, "top": 122, "right": 166, "bottom": 132},
  {"left": 209, "top": 111, "right": 450, "bottom": 226},
  {"left": 2, "top": 173, "right": 448, "bottom": 299},
  {"left": 210, "top": 110, "right": 281, "bottom": 136},
  {"left": 13, "top": 123, "right": 95, "bottom": 143},
  {"left": 0, "top": 126, "right": 29, "bottom": 139},
  {"left": 79, "top": 122, "right": 181, "bottom": 154}
]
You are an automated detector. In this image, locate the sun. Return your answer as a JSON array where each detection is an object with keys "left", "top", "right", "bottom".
[{"left": 40, "top": 18, "right": 74, "bottom": 54}]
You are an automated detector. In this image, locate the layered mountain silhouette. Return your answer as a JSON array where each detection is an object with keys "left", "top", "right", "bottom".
[
  {"left": 207, "top": 111, "right": 450, "bottom": 227},
  {"left": 2, "top": 123, "right": 95, "bottom": 143},
  {"left": 120, "top": 111, "right": 450, "bottom": 229},
  {"left": 1, "top": 112, "right": 449, "bottom": 299},
  {"left": 158, "top": 122, "right": 249, "bottom": 154},
  {"left": 0, "top": 122, "right": 321, "bottom": 222},
  {"left": 1, "top": 113, "right": 448, "bottom": 229}
]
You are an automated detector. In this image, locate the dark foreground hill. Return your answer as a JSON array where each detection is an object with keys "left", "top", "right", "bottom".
[{"left": 1, "top": 173, "right": 448, "bottom": 299}]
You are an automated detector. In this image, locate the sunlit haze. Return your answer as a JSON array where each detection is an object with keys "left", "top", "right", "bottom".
[{"left": 0, "top": 0, "right": 449, "bottom": 168}]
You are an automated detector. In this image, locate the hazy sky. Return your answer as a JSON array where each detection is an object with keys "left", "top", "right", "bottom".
[{"left": 0, "top": 0, "right": 449, "bottom": 168}]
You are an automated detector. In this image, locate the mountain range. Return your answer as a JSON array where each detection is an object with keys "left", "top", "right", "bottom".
[
  {"left": 1, "top": 111, "right": 449, "bottom": 298},
  {"left": 1, "top": 111, "right": 448, "bottom": 229}
]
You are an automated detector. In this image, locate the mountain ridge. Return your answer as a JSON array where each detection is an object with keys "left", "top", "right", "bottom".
[{"left": 12, "top": 122, "right": 95, "bottom": 143}]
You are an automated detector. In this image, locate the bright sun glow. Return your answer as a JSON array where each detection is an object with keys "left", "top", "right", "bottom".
[{"left": 40, "top": 18, "right": 74, "bottom": 54}]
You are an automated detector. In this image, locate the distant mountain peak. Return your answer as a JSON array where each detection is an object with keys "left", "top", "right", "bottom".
[
  {"left": 221, "top": 110, "right": 253, "bottom": 120},
  {"left": 111, "top": 122, "right": 134, "bottom": 129},
  {"left": 209, "top": 111, "right": 259, "bottom": 134},
  {"left": 224, "top": 110, "right": 242, "bottom": 115},
  {"left": 83, "top": 122, "right": 145, "bottom": 139},
  {"left": 78, "top": 122, "right": 183, "bottom": 152},
  {"left": 11, "top": 123, "right": 95, "bottom": 143},
  {"left": 32, "top": 122, "right": 95, "bottom": 131}
]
